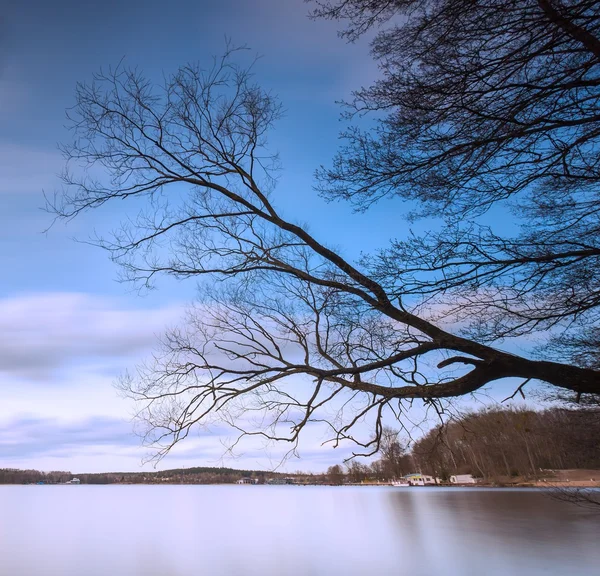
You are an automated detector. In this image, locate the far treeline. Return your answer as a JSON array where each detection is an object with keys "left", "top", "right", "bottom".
[
  {"left": 331, "top": 406, "right": 600, "bottom": 484},
  {"left": 0, "top": 466, "right": 303, "bottom": 485}
]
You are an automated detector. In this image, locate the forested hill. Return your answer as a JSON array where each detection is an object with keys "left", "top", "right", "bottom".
[
  {"left": 412, "top": 407, "right": 600, "bottom": 480},
  {"left": 0, "top": 466, "right": 298, "bottom": 485}
]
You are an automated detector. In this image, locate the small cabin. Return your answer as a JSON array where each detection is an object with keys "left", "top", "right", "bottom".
[
  {"left": 266, "top": 477, "right": 293, "bottom": 485},
  {"left": 403, "top": 473, "right": 438, "bottom": 486},
  {"left": 450, "top": 474, "right": 477, "bottom": 484}
]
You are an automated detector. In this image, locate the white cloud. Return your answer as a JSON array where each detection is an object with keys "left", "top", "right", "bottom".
[
  {"left": 0, "top": 415, "right": 138, "bottom": 458},
  {"left": 0, "top": 292, "right": 183, "bottom": 380}
]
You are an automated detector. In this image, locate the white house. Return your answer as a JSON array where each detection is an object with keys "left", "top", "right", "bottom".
[
  {"left": 403, "top": 473, "right": 438, "bottom": 486},
  {"left": 450, "top": 474, "right": 477, "bottom": 484}
]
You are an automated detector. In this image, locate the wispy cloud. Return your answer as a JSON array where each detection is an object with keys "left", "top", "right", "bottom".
[
  {"left": 0, "top": 292, "right": 182, "bottom": 380},
  {"left": 0, "top": 415, "right": 138, "bottom": 459}
]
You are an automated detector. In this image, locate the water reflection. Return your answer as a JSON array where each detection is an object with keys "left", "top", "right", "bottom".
[
  {"left": 0, "top": 486, "right": 598, "bottom": 576},
  {"left": 384, "top": 488, "right": 600, "bottom": 575}
]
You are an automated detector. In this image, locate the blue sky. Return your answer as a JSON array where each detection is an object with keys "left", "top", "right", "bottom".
[{"left": 0, "top": 0, "right": 524, "bottom": 473}]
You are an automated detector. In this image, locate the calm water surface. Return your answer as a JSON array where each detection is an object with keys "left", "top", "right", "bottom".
[{"left": 0, "top": 486, "right": 598, "bottom": 576}]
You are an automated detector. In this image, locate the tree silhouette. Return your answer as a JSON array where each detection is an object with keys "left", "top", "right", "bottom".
[
  {"left": 313, "top": 0, "right": 600, "bottom": 375},
  {"left": 51, "top": 3, "right": 600, "bottom": 460}
]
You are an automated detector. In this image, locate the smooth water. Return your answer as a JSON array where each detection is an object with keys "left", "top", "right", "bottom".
[{"left": 0, "top": 486, "right": 598, "bottom": 576}]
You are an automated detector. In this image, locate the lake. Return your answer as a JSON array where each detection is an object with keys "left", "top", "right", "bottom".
[{"left": 0, "top": 486, "right": 598, "bottom": 575}]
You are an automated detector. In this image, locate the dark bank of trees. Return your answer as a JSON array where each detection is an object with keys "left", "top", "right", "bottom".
[
  {"left": 76, "top": 466, "right": 270, "bottom": 484},
  {"left": 0, "top": 469, "right": 72, "bottom": 485},
  {"left": 0, "top": 466, "right": 300, "bottom": 485},
  {"left": 412, "top": 406, "right": 600, "bottom": 480},
  {"left": 50, "top": 1, "right": 600, "bottom": 459},
  {"left": 326, "top": 407, "right": 600, "bottom": 483}
]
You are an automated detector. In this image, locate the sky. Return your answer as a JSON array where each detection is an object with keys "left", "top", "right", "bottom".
[{"left": 0, "top": 0, "right": 525, "bottom": 474}]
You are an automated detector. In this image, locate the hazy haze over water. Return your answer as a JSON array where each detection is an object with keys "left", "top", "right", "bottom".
[{"left": 0, "top": 486, "right": 598, "bottom": 576}]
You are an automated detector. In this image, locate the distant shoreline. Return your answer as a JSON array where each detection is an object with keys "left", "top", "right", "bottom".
[
  {"left": 2, "top": 481, "right": 599, "bottom": 489},
  {"left": 3, "top": 467, "right": 598, "bottom": 488}
]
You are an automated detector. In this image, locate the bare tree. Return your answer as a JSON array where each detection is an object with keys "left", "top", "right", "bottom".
[
  {"left": 327, "top": 464, "right": 346, "bottom": 484},
  {"left": 377, "top": 426, "right": 411, "bottom": 478},
  {"left": 346, "top": 459, "right": 370, "bottom": 482},
  {"left": 311, "top": 0, "right": 600, "bottom": 381},
  {"left": 51, "top": 38, "right": 600, "bottom": 462}
]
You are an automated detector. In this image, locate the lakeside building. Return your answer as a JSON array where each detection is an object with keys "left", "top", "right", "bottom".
[
  {"left": 450, "top": 474, "right": 477, "bottom": 484},
  {"left": 403, "top": 473, "right": 439, "bottom": 486},
  {"left": 237, "top": 478, "right": 258, "bottom": 485},
  {"left": 266, "top": 477, "right": 295, "bottom": 485}
]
